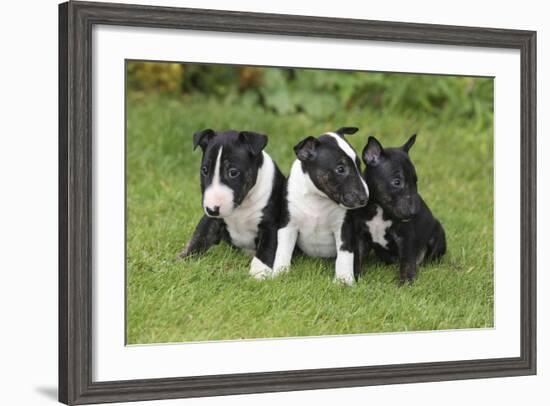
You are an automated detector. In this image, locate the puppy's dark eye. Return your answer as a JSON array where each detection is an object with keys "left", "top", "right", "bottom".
[
  {"left": 201, "top": 166, "right": 208, "bottom": 176},
  {"left": 392, "top": 178, "right": 402, "bottom": 187},
  {"left": 335, "top": 165, "right": 346, "bottom": 175},
  {"left": 228, "top": 168, "right": 240, "bottom": 179}
]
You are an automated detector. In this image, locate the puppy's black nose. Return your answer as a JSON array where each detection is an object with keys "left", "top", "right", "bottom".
[
  {"left": 342, "top": 193, "right": 356, "bottom": 207},
  {"left": 205, "top": 206, "right": 220, "bottom": 217},
  {"left": 342, "top": 192, "right": 367, "bottom": 208}
]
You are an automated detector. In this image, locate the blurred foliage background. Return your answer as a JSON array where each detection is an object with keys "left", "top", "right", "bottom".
[{"left": 127, "top": 61, "right": 493, "bottom": 133}]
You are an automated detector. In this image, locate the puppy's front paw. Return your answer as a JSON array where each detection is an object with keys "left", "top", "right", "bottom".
[
  {"left": 398, "top": 275, "right": 416, "bottom": 286},
  {"left": 271, "top": 265, "right": 290, "bottom": 278},
  {"left": 177, "top": 244, "right": 191, "bottom": 259},
  {"left": 334, "top": 251, "right": 355, "bottom": 286},
  {"left": 333, "top": 274, "right": 355, "bottom": 286},
  {"left": 249, "top": 257, "right": 272, "bottom": 280}
]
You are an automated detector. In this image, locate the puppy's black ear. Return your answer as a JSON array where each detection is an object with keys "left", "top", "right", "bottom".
[
  {"left": 363, "top": 136, "right": 384, "bottom": 166},
  {"left": 193, "top": 129, "right": 215, "bottom": 151},
  {"left": 294, "top": 136, "right": 320, "bottom": 161},
  {"left": 335, "top": 127, "right": 359, "bottom": 136},
  {"left": 402, "top": 133, "right": 417, "bottom": 153},
  {"left": 239, "top": 131, "right": 268, "bottom": 156}
]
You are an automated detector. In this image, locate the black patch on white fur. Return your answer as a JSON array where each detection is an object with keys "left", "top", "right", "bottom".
[
  {"left": 339, "top": 210, "right": 362, "bottom": 279},
  {"left": 254, "top": 164, "right": 287, "bottom": 267},
  {"left": 198, "top": 130, "right": 265, "bottom": 208},
  {"left": 294, "top": 134, "right": 368, "bottom": 209}
]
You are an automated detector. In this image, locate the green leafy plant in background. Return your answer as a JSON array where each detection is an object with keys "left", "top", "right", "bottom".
[
  {"left": 126, "top": 62, "right": 493, "bottom": 132},
  {"left": 127, "top": 62, "right": 184, "bottom": 93}
]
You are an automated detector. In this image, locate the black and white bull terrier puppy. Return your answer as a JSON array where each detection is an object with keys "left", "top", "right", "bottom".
[
  {"left": 354, "top": 134, "right": 447, "bottom": 284},
  {"left": 271, "top": 127, "right": 369, "bottom": 285},
  {"left": 178, "top": 129, "right": 286, "bottom": 279}
]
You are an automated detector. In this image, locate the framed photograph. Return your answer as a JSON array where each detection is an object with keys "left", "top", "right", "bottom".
[{"left": 59, "top": 1, "right": 536, "bottom": 404}]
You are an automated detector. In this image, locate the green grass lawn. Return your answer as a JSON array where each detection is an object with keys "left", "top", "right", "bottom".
[{"left": 126, "top": 93, "right": 494, "bottom": 344}]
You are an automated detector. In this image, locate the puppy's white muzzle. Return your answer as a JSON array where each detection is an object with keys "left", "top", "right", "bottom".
[{"left": 203, "top": 184, "right": 234, "bottom": 217}]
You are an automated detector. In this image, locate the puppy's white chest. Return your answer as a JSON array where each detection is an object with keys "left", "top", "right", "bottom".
[
  {"left": 224, "top": 214, "right": 260, "bottom": 253},
  {"left": 289, "top": 199, "right": 345, "bottom": 258},
  {"left": 285, "top": 160, "right": 346, "bottom": 258},
  {"left": 295, "top": 213, "right": 338, "bottom": 258},
  {"left": 366, "top": 206, "right": 392, "bottom": 249},
  {"left": 223, "top": 153, "right": 275, "bottom": 254}
]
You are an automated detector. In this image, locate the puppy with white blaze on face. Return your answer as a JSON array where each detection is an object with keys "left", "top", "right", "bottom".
[
  {"left": 178, "top": 129, "right": 287, "bottom": 279},
  {"left": 272, "top": 127, "right": 369, "bottom": 285}
]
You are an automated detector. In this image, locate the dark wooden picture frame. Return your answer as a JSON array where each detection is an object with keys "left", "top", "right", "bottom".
[{"left": 59, "top": 1, "right": 536, "bottom": 404}]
